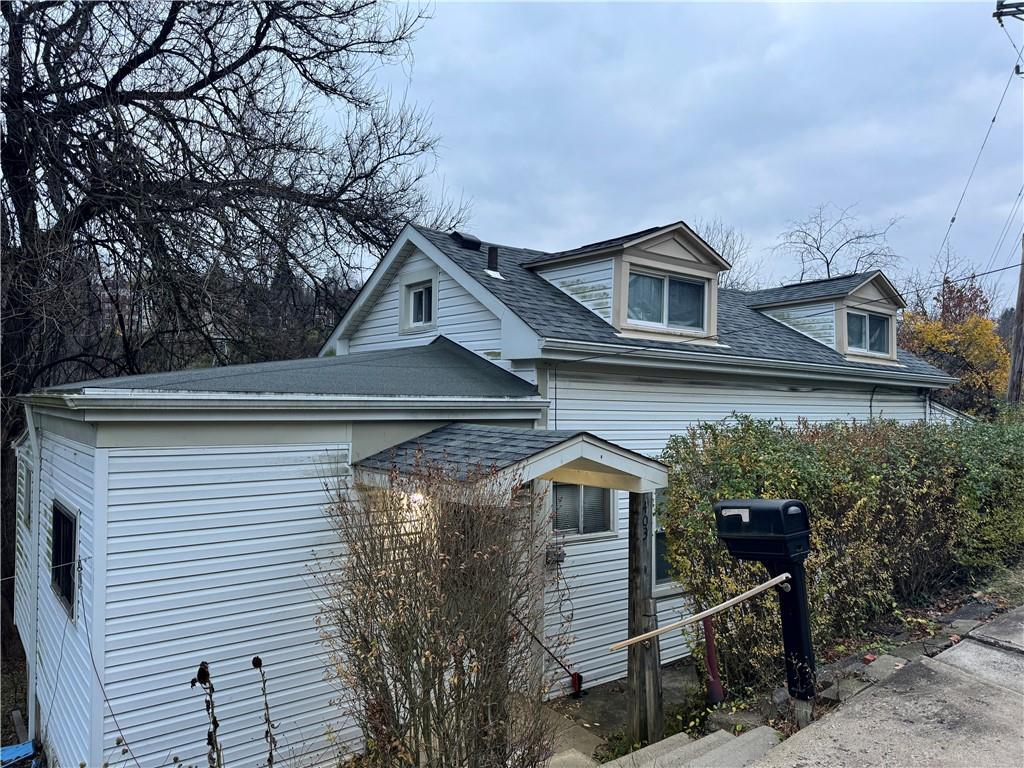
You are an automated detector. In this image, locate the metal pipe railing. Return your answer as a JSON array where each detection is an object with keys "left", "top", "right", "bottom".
[{"left": 608, "top": 572, "right": 792, "bottom": 652}]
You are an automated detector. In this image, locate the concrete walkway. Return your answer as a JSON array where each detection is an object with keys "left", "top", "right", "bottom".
[{"left": 752, "top": 606, "right": 1024, "bottom": 768}]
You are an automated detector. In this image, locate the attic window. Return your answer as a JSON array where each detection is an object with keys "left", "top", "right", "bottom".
[
  {"left": 408, "top": 282, "right": 434, "bottom": 327},
  {"left": 847, "top": 311, "right": 889, "bottom": 355},
  {"left": 627, "top": 271, "right": 706, "bottom": 332}
]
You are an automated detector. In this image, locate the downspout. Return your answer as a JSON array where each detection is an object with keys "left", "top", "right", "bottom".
[{"left": 24, "top": 403, "right": 41, "bottom": 741}]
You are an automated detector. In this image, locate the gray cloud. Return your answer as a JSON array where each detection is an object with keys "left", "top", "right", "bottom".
[{"left": 354, "top": 2, "right": 1023, "bottom": 303}]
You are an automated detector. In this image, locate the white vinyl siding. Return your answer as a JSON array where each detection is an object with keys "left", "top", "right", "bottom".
[
  {"left": 33, "top": 433, "right": 97, "bottom": 768},
  {"left": 536, "top": 258, "right": 615, "bottom": 322},
  {"left": 102, "top": 443, "right": 355, "bottom": 767},
  {"left": 348, "top": 249, "right": 504, "bottom": 364},
  {"left": 763, "top": 302, "right": 836, "bottom": 348},
  {"left": 14, "top": 448, "right": 33, "bottom": 635},
  {"left": 544, "top": 366, "right": 931, "bottom": 688}
]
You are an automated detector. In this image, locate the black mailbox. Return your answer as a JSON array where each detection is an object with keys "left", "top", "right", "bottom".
[
  {"left": 714, "top": 498, "right": 816, "bottom": 702},
  {"left": 714, "top": 499, "right": 811, "bottom": 562}
]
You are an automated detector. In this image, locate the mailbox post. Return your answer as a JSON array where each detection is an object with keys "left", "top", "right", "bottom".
[{"left": 713, "top": 499, "right": 816, "bottom": 701}]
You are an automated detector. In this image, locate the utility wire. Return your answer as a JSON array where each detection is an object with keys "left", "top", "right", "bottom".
[
  {"left": 934, "top": 64, "right": 1019, "bottom": 262},
  {"left": 985, "top": 184, "right": 1024, "bottom": 272}
]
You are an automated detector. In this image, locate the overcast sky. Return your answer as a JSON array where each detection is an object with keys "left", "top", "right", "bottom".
[{"left": 367, "top": 2, "right": 1023, "bottom": 305}]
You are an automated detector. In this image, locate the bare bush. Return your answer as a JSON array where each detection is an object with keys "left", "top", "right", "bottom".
[{"left": 318, "top": 462, "right": 566, "bottom": 768}]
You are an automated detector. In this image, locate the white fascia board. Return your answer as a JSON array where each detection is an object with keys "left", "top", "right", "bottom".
[
  {"left": 319, "top": 226, "right": 542, "bottom": 358},
  {"left": 537, "top": 337, "right": 956, "bottom": 389},
  {"left": 21, "top": 392, "right": 549, "bottom": 423},
  {"left": 511, "top": 434, "right": 667, "bottom": 492},
  {"left": 318, "top": 223, "right": 417, "bottom": 356}
]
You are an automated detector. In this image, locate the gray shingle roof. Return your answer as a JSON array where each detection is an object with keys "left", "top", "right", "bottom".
[
  {"left": 44, "top": 337, "right": 541, "bottom": 398},
  {"left": 745, "top": 272, "right": 885, "bottom": 307},
  {"left": 356, "top": 422, "right": 585, "bottom": 476},
  {"left": 414, "top": 226, "right": 951, "bottom": 382}
]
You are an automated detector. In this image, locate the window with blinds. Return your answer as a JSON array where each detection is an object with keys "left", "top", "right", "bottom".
[
  {"left": 51, "top": 501, "right": 77, "bottom": 616},
  {"left": 553, "top": 483, "right": 612, "bottom": 534}
]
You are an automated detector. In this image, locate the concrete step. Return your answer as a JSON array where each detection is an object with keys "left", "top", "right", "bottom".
[
  {"left": 931, "top": 638, "right": 1024, "bottom": 695},
  {"left": 604, "top": 729, "right": 733, "bottom": 767},
  {"left": 681, "top": 726, "right": 782, "bottom": 768},
  {"left": 549, "top": 747, "right": 598, "bottom": 767}
]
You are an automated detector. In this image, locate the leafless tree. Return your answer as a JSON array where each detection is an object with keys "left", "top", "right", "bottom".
[
  {"left": 693, "top": 216, "right": 764, "bottom": 291},
  {"left": 773, "top": 203, "right": 901, "bottom": 282},
  {"left": 0, "top": 1, "right": 464, "bottom": 587},
  {"left": 318, "top": 463, "right": 568, "bottom": 767}
]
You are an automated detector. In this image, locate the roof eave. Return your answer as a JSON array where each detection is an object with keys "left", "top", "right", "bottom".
[{"left": 537, "top": 337, "right": 956, "bottom": 389}]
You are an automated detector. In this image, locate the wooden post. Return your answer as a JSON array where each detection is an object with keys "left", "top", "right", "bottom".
[
  {"left": 1008, "top": 234, "right": 1024, "bottom": 404},
  {"left": 627, "top": 491, "right": 663, "bottom": 744}
]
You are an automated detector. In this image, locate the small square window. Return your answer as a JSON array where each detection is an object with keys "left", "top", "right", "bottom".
[
  {"left": 51, "top": 502, "right": 77, "bottom": 615},
  {"left": 553, "top": 483, "right": 612, "bottom": 535},
  {"left": 408, "top": 282, "right": 433, "bottom": 326},
  {"left": 848, "top": 311, "right": 889, "bottom": 354}
]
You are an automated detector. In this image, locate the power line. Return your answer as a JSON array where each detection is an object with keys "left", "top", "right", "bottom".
[
  {"left": 934, "top": 63, "right": 1019, "bottom": 262},
  {"left": 984, "top": 184, "right": 1024, "bottom": 272}
]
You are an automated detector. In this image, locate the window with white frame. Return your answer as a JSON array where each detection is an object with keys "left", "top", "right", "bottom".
[
  {"left": 553, "top": 483, "right": 613, "bottom": 535},
  {"left": 847, "top": 310, "right": 889, "bottom": 354},
  {"left": 407, "top": 281, "right": 434, "bottom": 327},
  {"left": 20, "top": 465, "right": 32, "bottom": 527},
  {"left": 627, "top": 271, "right": 706, "bottom": 331},
  {"left": 653, "top": 488, "right": 673, "bottom": 588},
  {"left": 51, "top": 501, "right": 77, "bottom": 616}
]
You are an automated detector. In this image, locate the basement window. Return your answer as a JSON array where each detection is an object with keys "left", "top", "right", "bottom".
[
  {"left": 847, "top": 311, "right": 889, "bottom": 355},
  {"left": 51, "top": 501, "right": 77, "bottom": 616},
  {"left": 553, "top": 483, "right": 613, "bottom": 535},
  {"left": 627, "top": 271, "right": 706, "bottom": 332}
]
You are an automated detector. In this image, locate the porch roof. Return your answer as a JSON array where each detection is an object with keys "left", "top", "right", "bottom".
[{"left": 355, "top": 422, "right": 667, "bottom": 492}]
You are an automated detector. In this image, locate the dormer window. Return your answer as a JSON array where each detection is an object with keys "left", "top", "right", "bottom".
[
  {"left": 847, "top": 310, "right": 889, "bottom": 355},
  {"left": 627, "top": 271, "right": 706, "bottom": 332}
]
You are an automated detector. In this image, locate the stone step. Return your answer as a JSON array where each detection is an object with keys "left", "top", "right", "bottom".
[
  {"left": 604, "top": 729, "right": 733, "bottom": 767},
  {"left": 681, "top": 726, "right": 782, "bottom": 768},
  {"left": 549, "top": 747, "right": 598, "bottom": 767}
]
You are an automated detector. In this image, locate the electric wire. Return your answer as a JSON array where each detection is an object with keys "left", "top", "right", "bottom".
[{"left": 933, "top": 64, "right": 1019, "bottom": 262}]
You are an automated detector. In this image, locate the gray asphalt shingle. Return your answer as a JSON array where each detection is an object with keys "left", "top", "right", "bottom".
[
  {"left": 356, "top": 422, "right": 585, "bottom": 476},
  {"left": 745, "top": 272, "right": 889, "bottom": 307},
  {"left": 414, "top": 226, "right": 950, "bottom": 381},
  {"left": 44, "top": 337, "right": 541, "bottom": 398}
]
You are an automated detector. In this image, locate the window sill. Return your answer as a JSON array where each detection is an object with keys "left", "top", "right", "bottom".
[
  {"left": 399, "top": 324, "right": 437, "bottom": 336},
  {"left": 555, "top": 529, "right": 619, "bottom": 546},
  {"left": 654, "top": 583, "right": 685, "bottom": 599}
]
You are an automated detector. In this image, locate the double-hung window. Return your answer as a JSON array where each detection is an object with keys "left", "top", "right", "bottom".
[
  {"left": 847, "top": 311, "right": 889, "bottom": 355},
  {"left": 408, "top": 282, "right": 433, "bottom": 327},
  {"left": 627, "top": 271, "right": 706, "bottom": 332},
  {"left": 653, "top": 488, "right": 673, "bottom": 589},
  {"left": 553, "top": 483, "right": 613, "bottom": 535},
  {"left": 51, "top": 501, "right": 77, "bottom": 616}
]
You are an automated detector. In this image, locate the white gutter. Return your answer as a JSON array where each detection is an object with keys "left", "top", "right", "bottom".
[
  {"left": 538, "top": 337, "right": 956, "bottom": 389},
  {"left": 19, "top": 391, "right": 550, "bottom": 420}
]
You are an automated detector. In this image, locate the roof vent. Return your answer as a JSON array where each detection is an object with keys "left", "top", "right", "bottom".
[
  {"left": 487, "top": 245, "right": 499, "bottom": 271},
  {"left": 450, "top": 231, "right": 481, "bottom": 251}
]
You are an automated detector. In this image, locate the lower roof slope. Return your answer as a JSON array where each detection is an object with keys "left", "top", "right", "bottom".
[
  {"left": 414, "top": 226, "right": 952, "bottom": 383},
  {"left": 43, "top": 337, "right": 540, "bottom": 399},
  {"left": 356, "top": 422, "right": 586, "bottom": 476}
]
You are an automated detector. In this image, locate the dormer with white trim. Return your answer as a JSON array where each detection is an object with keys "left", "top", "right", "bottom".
[
  {"left": 749, "top": 271, "right": 906, "bottom": 364},
  {"left": 524, "top": 222, "right": 732, "bottom": 345}
]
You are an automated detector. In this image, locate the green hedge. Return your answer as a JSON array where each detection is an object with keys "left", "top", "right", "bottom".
[{"left": 660, "top": 415, "right": 1024, "bottom": 691}]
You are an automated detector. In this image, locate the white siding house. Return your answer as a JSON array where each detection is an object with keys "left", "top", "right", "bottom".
[{"left": 15, "top": 219, "right": 958, "bottom": 765}]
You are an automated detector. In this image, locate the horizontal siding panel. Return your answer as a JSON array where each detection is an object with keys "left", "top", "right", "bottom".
[
  {"left": 546, "top": 367, "right": 929, "bottom": 688},
  {"left": 33, "top": 433, "right": 96, "bottom": 768},
  {"left": 537, "top": 259, "right": 615, "bottom": 321},
  {"left": 104, "top": 443, "right": 355, "bottom": 767},
  {"left": 764, "top": 302, "right": 836, "bottom": 347},
  {"left": 348, "top": 248, "right": 505, "bottom": 368}
]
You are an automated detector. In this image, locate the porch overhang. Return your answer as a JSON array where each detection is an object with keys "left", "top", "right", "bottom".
[{"left": 355, "top": 422, "right": 667, "bottom": 492}]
